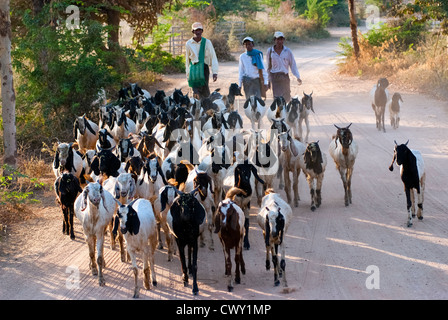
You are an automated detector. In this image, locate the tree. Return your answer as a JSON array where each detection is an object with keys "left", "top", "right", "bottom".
[
  {"left": 347, "top": 0, "right": 359, "bottom": 60},
  {"left": 0, "top": 0, "right": 17, "bottom": 172}
]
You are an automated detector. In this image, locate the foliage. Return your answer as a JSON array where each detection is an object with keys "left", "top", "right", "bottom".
[
  {"left": 0, "top": 164, "right": 45, "bottom": 206},
  {"left": 12, "top": 3, "right": 121, "bottom": 144},
  {"left": 303, "top": 0, "right": 337, "bottom": 28}
]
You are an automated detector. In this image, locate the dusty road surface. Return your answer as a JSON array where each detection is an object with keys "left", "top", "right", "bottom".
[{"left": 1, "top": 30, "right": 448, "bottom": 301}]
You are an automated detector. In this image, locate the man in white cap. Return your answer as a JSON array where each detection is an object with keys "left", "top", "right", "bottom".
[
  {"left": 185, "top": 22, "right": 219, "bottom": 99},
  {"left": 266, "top": 31, "right": 302, "bottom": 102},
  {"left": 238, "top": 36, "right": 269, "bottom": 99}
]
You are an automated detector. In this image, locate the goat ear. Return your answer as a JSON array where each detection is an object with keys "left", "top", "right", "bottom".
[
  {"left": 269, "top": 100, "right": 277, "bottom": 111},
  {"left": 81, "top": 187, "right": 89, "bottom": 211},
  {"left": 243, "top": 99, "right": 250, "bottom": 109},
  {"left": 265, "top": 215, "right": 271, "bottom": 247},
  {"left": 194, "top": 200, "right": 206, "bottom": 225},
  {"left": 129, "top": 178, "right": 136, "bottom": 199},
  {"left": 54, "top": 151, "right": 60, "bottom": 169},
  {"left": 73, "top": 121, "right": 79, "bottom": 140},
  {"left": 289, "top": 139, "right": 299, "bottom": 157}
]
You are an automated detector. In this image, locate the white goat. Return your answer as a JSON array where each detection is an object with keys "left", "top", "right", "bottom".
[
  {"left": 116, "top": 198, "right": 158, "bottom": 298},
  {"left": 111, "top": 107, "right": 137, "bottom": 142},
  {"left": 277, "top": 130, "right": 306, "bottom": 207},
  {"left": 103, "top": 172, "right": 136, "bottom": 261},
  {"left": 299, "top": 141, "right": 327, "bottom": 211},
  {"left": 257, "top": 189, "right": 292, "bottom": 287},
  {"left": 388, "top": 92, "right": 403, "bottom": 130},
  {"left": 73, "top": 115, "right": 99, "bottom": 152},
  {"left": 74, "top": 182, "right": 117, "bottom": 286},
  {"left": 136, "top": 155, "right": 167, "bottom": 200},
  {"left": 328, "top": 124, "right": 358, "bottom": 207}
]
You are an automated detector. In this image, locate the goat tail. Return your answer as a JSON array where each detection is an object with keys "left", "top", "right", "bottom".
[{"left": 225, "top": 187, "right": 247, "bottom": 200}]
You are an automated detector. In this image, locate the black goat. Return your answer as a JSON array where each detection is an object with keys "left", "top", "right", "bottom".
[
  {"left": 389, "top": 140, "right": 426, "bottom": 227},
  {"left": 91, "top": 147, "right": 122, "bottom": 182},
  {"left": 234, "top": 160, "right": 265, "bottom": 250},
  {"left": 169, "top": 189, "right": 206, "bottom": 295},
  {"left": 54, "top": 173, "right": 83, "bottom": 239}
]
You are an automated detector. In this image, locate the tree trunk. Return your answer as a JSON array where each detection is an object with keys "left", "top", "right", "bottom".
[
  {"left": 0, "top": 0, "right": 17, "bottom": 172},
  {"left": 105, "top": 7, "right": 128, "bottom": 73},
  {"left": 347, "top": 0, "right": 360, "bottom": 61}
]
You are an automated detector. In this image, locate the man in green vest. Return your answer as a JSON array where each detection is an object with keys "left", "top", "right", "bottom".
[{"left": 185, "top": 22, "right": 219, "bottom": 99}]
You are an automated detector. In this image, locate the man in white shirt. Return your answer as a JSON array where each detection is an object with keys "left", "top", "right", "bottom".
[
  {"left": 185, "top": 22, "right": 219, "bottom": 99},
  {"left": 238, "top": 37, "right": 269, "bottom": 100},
  {"left": 266, "top": 31, "right": 302, "bottom": 102}
]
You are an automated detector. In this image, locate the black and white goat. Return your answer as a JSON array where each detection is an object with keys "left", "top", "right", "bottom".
[
  {"left": 214, "top": 187, "right": 247, "bottom": 292},
  {"left": 370, "top": 77, "right": 389, "bottom": 132},
  {"left": 243, "top": 95, "right": 267, "bottom": 130},
  {"left": 388, "top": 92, "right": 403, "bottom": 130},
  {"left": 96, "top": 128, "right": 116, "bottom": 151},
  {"left": 74, "top": 182, "right": 117, "bottom": 286},
  {"left": 73, "top": 115, "right": 99, "bottom": 152},
  {"left": 54, "top": 173, "right": 83, "bottom": 239},
  {"left": 53, "top": 142, "right": 83, "bottom": 180},
  {"left": 328, "top": 123, "right": 358, "bottom": 207},
  {"left": 266, "top": 96, "right": 287, "bottom": 122},
  {"left": 117, "top": 138, "right": 141, "bottom": 163},
  {"left": 300, "top": 141, "right": 327, "bottom": 211},
  {"left": 257, "top": 189, "right": 292, "bottom": 287},
  {"left": 168, "top": 189, "right": 206, "bottom": 295},
  {"left": 389, "top": 140, "right": 426, "bottom": 227},
  {"left": 116, "top": 198, "right": 158, "bottom": 298}
]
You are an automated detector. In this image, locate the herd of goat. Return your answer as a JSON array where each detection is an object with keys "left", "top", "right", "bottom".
[{"left": 53, "top": 78, "right": 425, "bottom": 297}]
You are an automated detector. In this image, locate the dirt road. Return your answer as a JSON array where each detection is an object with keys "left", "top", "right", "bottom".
[{"left": 1, "top": 29, "right": 448, "bottom": 301}]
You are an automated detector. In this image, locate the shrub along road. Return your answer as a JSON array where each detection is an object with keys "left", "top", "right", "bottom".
[{"left": 1, "top": 30, "right": 448, "bottom": 301}]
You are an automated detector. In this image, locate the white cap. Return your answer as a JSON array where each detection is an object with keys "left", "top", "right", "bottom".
[
  {"left": 242, "top": 36, "right": 254, "bottom": 44},
  {"left": 192, "top": 22, "right": 203, "bottom": 31},
  {"left": 274, "top": 31, "right": 285, "bottom": 39}
]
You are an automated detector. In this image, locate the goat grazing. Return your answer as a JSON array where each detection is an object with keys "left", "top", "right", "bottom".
[
  {"left": 116, "top": 198, "right": 158, "bottom": 298},
  {"left": 389, "top": 140, "right": 426, "bottom": 227},
  {"left": 214, "top": 188, "right": 247, "bottom": 292},
  {"left": 54, "top": 173, "right": 83, "bottom": 239},
  {"left": 168, "top": 189, "right": 206, "bottom": 295},
  {"left": 388, "top": 92, "right": 402, "bottom": 130},
  {"left": 300, "top": 141, "right": 327, "bottom": 211},
  {"left": 370, "top": 78, "right": 389, "bottom": 132},
  {"left": 328, "top": 123, "right": 358, "bottom": 207},
  {"left": 299, "top": 91, "right": 314, "bottom": 142},
  {"left": 243, "top": 95, "right": 267, "bottom": 130},
  {"left": 257, "top": 189, "right": 292, "bottom": 287},
  {"left": 74, "top": 182, "right": 117, "bottom": 286}
]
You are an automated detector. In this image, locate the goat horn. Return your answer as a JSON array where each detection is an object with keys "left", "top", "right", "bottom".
[
  {"left": 334, "top": 124, "right": 341, "bottom": 130},
  {"left": 394, "top": 140, "right": 398, "bottom": 146},
  {"left": 347, "top": 123, "right": 352, "bottom": 128},
  {"left": 405, "top": 140, "right": 409, "bottom": 146}
]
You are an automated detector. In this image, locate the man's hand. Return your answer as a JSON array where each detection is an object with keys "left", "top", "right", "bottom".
[
  {"left": 297, "top": 78, "right": 303, "bottom": 85},
  {"left": 213, "top": 74, "right": 218, "bottom": 82}
]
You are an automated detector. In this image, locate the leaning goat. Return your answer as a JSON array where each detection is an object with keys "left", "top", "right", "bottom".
[
  {"left": 214, "top": 187, "right": 247, "bottom": 292},
  {"left": 300, "top": 141, "right": 327, "bottom": 211},
  {"left": 74, "top": 182, "right": 117, "bottom": 286},
  {"left": 168, "top": 189, "right": 206, "bottom": 295},
  {"left": 116, "top": 198, "right": 158, "bottom": 298},
  {"left": 257, "top": 189, "right": 292, "bottom": 287},
  {"left": 328, "top": 123, "right": 358, "bottom": 207},
  {"left": 389, "top": 140, "right": 425, "bottom": 227},
  {"left": 54, "top": 173, "right": 83, "bottom": 239}
]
